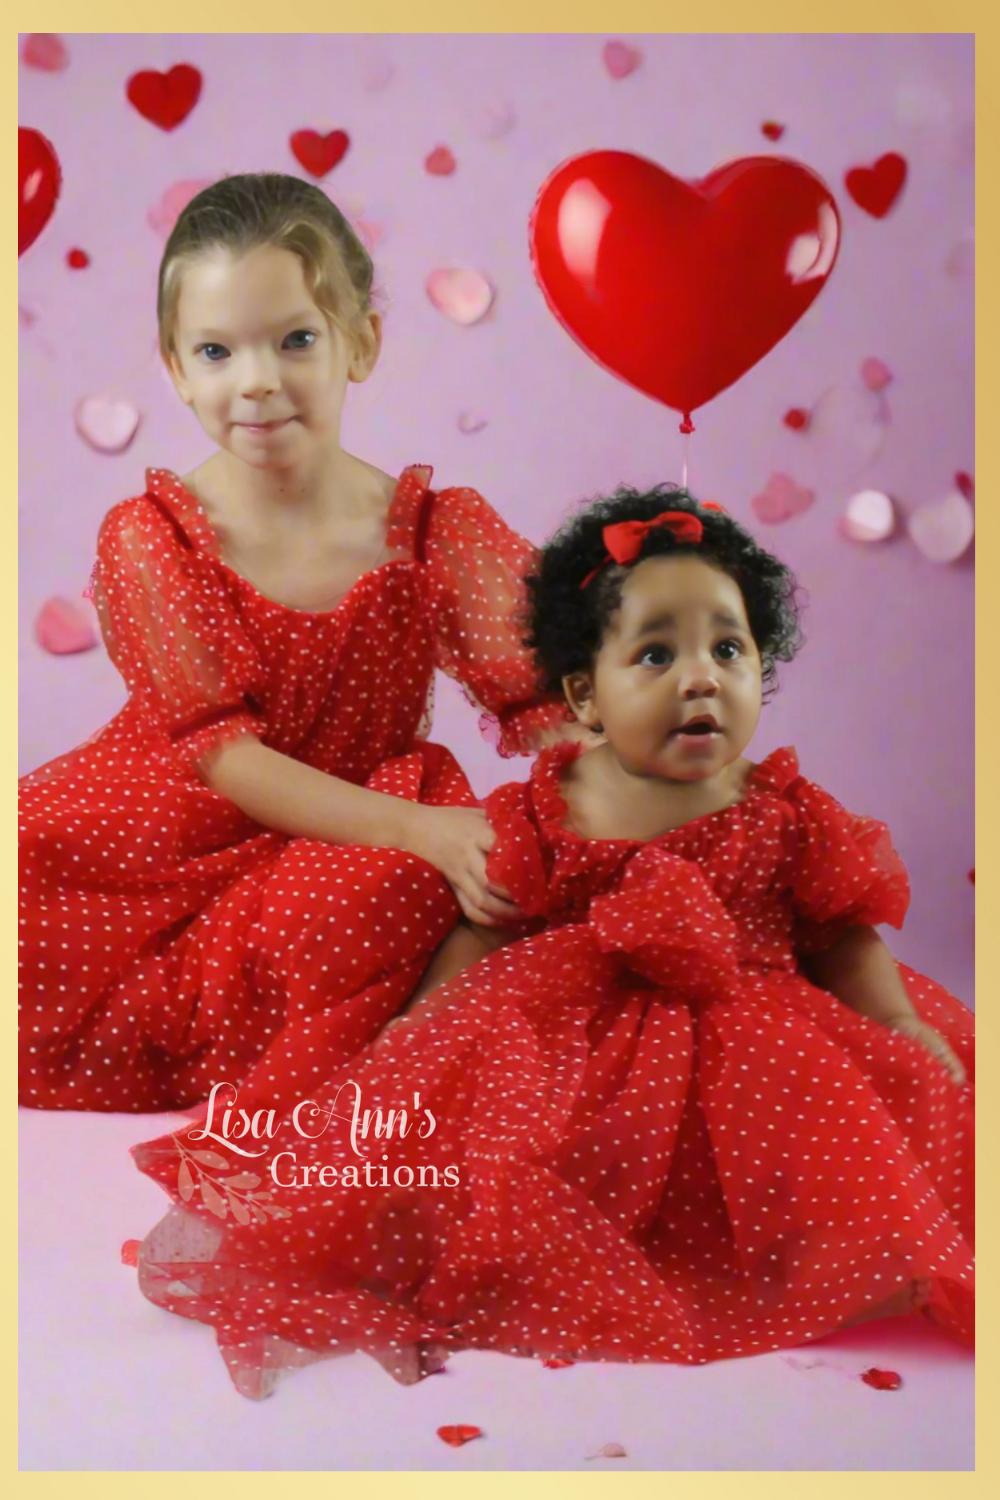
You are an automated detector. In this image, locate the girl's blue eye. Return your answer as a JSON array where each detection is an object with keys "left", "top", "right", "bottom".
[
  {"left": 196, "top": 330, "right": 316, "bottom": 361},
  {"left": 285, "top": 329, "right": 316, "bottom": 350},
  {"left": 715, "top": 638, "right": 743, "bottom": 661},
  {"left": 200, "top": 344, "right": 228, "bottom": 362}
]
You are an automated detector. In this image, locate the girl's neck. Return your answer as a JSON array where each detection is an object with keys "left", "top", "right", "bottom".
[
  {"left": 563, "top": 742, "right": 752, "bottom": 841},
  {"left": 190, "top": 441, "right": 394, "bottom": 527}
]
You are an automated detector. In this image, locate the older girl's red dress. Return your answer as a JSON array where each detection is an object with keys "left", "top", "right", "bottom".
[
  {"left": 128, "top": 741, "right": 974, "bottom": 1398},
  {"left": 18, "top": 464, "right": 563, "bottom": 1111}
]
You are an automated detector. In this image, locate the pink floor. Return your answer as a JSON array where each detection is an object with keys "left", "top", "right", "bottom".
[{"left": 19, "top": 1105, "right": 974, "bottom": 1472}]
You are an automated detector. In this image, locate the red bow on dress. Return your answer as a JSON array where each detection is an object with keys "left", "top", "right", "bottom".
[{"left": 580, "top": 507, "right": 721, "bottom": 590}]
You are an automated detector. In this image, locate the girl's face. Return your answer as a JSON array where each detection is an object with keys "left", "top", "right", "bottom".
[
  {"left": 165, "top": 243, "right": 380, "bottom": 471},
  {"left": 565, "top": 554, "right": 763, "bottom": 782}
]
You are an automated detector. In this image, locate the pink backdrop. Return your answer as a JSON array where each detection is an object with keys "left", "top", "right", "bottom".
[{"left": 18, "top": 33, "right": 974, "bottom": 1000}]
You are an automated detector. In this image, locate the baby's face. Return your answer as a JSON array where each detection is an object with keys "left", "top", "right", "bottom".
[{"left": 579, "top": 554, "right": 763, "bottom": 782}]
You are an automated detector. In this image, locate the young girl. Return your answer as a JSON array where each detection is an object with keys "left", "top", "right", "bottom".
[
  {"left": 18, "top": 171, "right": 572, "bottom": 1113},
  {"left": 126, "top": 487, "right": 974, "bottom": 1399}
]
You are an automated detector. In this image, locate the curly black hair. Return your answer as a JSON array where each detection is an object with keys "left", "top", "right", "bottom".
[{"left": 523, "top": 484, "right": 804, "bottom": 700}]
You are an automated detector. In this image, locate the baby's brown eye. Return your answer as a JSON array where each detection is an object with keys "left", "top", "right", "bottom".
[
  {"left": 715, "top": 639, "right": 742, "bottom": 661},
  {"left": 640, "top": 645, "right": 672, "bottom": 667}
]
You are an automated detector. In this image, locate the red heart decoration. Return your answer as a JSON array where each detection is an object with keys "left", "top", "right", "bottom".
[
  {"left": 425, "top": 145, "right": 456, "bottom": 176},
  {"left": 845, "top": 152, "right": 907, "bottom": 218},
  {"left": 530, "top": 150, "right": 840, "bottom": 418},
  {"left": 437, "top": 1425, "right": 483, "bottom": 1447},
  {"left": 19, "top": 127, "right": 62, "bottom": 256},
  {"left": 22, "top": 34, "right": 69, "bottom": 72},
  {"left": 761, "top": 121, "right": 785, "bottom": 141},
  {"left": 126, "top": 64, "right": 202, "bottom": 131},
  {"left": 290, "top": 129, "right": 350, "bottom": 178},
  {"left": 67, "top": 247, "right": 90, "bottom": 269},
  {"left": 783, "top": 407, "right": 809, "bottom": 431},
  {"left": 861, "top": 1367, "right": 902, "bottom": 1391},
  {"left": 120, "top": 1238, "right": 141, "bottom": 1266}
]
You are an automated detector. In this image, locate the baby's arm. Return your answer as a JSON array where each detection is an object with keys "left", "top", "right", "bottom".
[
  {"left": 801, "top": 925, "right": 966, "bottom": 1083},
  {"left": 375, "top": 922, "right": 516, "bottom": 1048}
]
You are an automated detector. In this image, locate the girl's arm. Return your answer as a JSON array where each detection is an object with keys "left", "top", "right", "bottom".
[
  {"left": 801, "top": 925, "right": 966, "bottom": 1082},
  {"left": 200, "top": 737, "right": 519, "bottom": 926}
]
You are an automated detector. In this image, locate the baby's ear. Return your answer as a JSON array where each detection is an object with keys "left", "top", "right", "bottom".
[{"left": 562, "top": 672, "right": 601, "bottom": 730}]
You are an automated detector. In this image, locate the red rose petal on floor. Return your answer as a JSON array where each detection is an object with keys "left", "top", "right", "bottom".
[
  {"left": 437, "top": 1424, "right": 483, "bottom": 1447},
  {"left": 761, "top": 121, "right": 785, "bottom": 141},
  {"left": 120, "top": 1238, "right": 141, "bottom": 1266},
  {"left": 861, "top": 1366, "right": 902, "bottom": 1391},
  {"left": 67, "top": 247, "right": 90, "bottom": 269},
  {"left": 955, "top": 471, "right": 974, "bottom": 501},
  {"left": 425, "top": 145, "right": 456, "bottom": 176},
  {"left": 783, "top": 407, "right": 809, "bottom": 431},
  {"left": 542, "top": 1356, "right": 575, "bottom": 1368}
]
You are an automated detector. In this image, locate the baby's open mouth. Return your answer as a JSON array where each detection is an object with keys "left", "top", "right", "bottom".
[{"left": 671, "top": 716, "right": 721, "bottom": 737}]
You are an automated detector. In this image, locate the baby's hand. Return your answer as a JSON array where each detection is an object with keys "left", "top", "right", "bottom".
[{"left": 884, "top": 1014, "right": 967, "bottom": 1085}]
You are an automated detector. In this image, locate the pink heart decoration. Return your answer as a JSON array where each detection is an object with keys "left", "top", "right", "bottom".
[
  {"left": 860, "top": 356, "right": 892, "bottom": 392},
  {"left": 464, "top": 98, "right": 516, "bottom": 139},
  {"left": 426, "top": 268, "right": 494, "bottom": 325},
  {"left": 425, "top": 145, "right": 456, "bottom": 176},
  {"left": 35, "top": 597, "right": 98, "bottom": 655},
  {"left": 147, "top": 179, "right": 212, "bottom": 239},
  {"left": 457, "top": 410, "right": 488, "bottom": 435},
  {"left": 19, "top": 304, "right": 38, "bottom": 328},
  {"left": 808, "top": 382, "right": 890, "bottom": 485},
  {"left": 603, "top": 41, "right": 642, "bottom": 80},
  {"left": 363, "top": 56, "right": 395, "bottom": 92},
  {"left": 22, "top": 34, "right": 69, "bottom": 71},
  {"left": 841, "top": 489, "right": 895, "bottom": 542},
  {"left": 945, "top": 231, "right": 974, "bottom": 280},
  {"left": 751, "top": 472, "right": 815, "bottom": 525},
  {"left": 908, "top": 490, "right": 974, "bottom": 563},
  {"left": 75, "top": 396, "right": 141, "bottom": 453}
]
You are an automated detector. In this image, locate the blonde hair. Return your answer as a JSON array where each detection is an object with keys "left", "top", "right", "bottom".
[{"left": 157, "top": 172, "right": 376, "bottom": 359}]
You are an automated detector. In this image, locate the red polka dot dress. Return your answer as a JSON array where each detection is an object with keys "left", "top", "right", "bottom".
[
  {"left": 19, "top": 465, "right": 564, "bottom": 1113},
  {"left": 128, "top": 740, "right": 974, "bottom": 1399}
]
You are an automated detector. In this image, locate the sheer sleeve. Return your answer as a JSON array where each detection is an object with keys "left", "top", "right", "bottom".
[
  {"left": 421, "top": 486, "right": 570, "bottom": 756},
  {"left": 91, "top": 497, "right": 267, "bottom": 777},
  {"left": 786, "top": 773, "right": 911, "bottom": 954}
]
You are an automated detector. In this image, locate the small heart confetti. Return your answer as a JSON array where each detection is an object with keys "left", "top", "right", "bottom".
[
  {"left": 126, "top": 63, "right": 202, "bottom": 132},
  {"left": 66, "top": 247, "right": 90, "bottom": 269},
  {"left": 861, "top": 1367, "right": 902, "bottom": 1391},
  {"left": 22, "top": 34, "right": 69, "bottom": 72},
  {"left": 35, "top": 597, "right": 98, "bottom": 655},
  {"left": 75, "top": 395, "right": 141, "bottom": 454},
  {"left": 783, "top": 407, "right": 810, "bottom": 431},
  {"left": 908, "top": 490, "right": 974, "bottom": 563},
  {"left": 542, "top": 1356, "right": 575, "bottom": 1368},
  {"left": 586, "top": 1442, "right": 628, "bottom": 1459},
  {"left": 363, "top": 56, "right": 395, "bottom": 92},
  {"left": 603, "top": 40, "right": 642, "bottom": 80},
  {"left": 861, "top": 356, "right": 893, "bottom": 392},
  {"left": 945, "top": 231, "right": 974, "bottom": 281},
  {"left": 968, "top": 868, "right": 975, "bottom": 884},
  {"left": 761, "top": 121, "right": 785, "bottom": 141},
  {"left": 426, "top": 267, "right": 494, "bottom": 325},
  {"left": 437, "top": 1425, "right": 483, "bottom": 1448},
  {"left": 425, "top": 145, "right": 456, "bottom": 176},
  {"left": 19, "top": 304, "right": 38, "bottom": 328},
  {"left": 147, "top": 179, "right": 212, "bottom": 239},
  {"left": 841, "top": 489, "right": 896, "bottom": 543},
  {"left": 955, "top": 471, "right": 974, "bottom": 501},
  {"left": 120, "top": 1239, "right": 141, "bottom": 1266},
  {"left": 808, "top": 382, "right": 890, "bottom": 484},
  {"left": 464, "top": 97, "right": 516, "bottom": 140},
  {"left": 457, "top": 410, "right": 488, "bottom": 435},
  {"left": 845, "top": 152, "right": 907, "bottom": 218},
  {"left": 290, "top": 129, "right": 351, "bottom": 179},
  {"left": 751, "top": 472, "right": 815, "bottom": 525}
]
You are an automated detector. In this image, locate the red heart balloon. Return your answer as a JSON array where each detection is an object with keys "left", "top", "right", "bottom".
[
  {"left": 126, "top": 64, "right": 202, "bottom": 131},
  {"left": 19, "top": 126, "right": 62, "bottom": 257},
  {"left": 530, "top": 150, "right": 840, "bottom": 420},
  {"left": 290, "top": 129, "right": 351, "bottom": 178}
]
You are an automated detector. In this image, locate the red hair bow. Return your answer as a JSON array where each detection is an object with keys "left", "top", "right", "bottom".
[{"left": 580, "top": 509, "right": 707, "bottom": 590}]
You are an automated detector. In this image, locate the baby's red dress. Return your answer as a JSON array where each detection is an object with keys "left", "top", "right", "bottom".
[
  {"left": 18, "top": 465, "right": 563, "bottom": 1111},
  {"left": 128, "top": 741, "right": 974, "bottom": 1398}
]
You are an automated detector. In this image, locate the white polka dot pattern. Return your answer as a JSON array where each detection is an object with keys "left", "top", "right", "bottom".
[
  {"left": 128, "top": 741, "right": 974, "bottom": 1399},
  {"left": 18, "top": 465, "right": 566, "bottom": 1112}
]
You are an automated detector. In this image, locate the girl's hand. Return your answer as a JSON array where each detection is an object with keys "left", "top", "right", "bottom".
[
  {"left": 884, "top": 1014, "right": 967, "bottom": 1085},
  {"left": 401, "top": 805, "right": 522, "bottom": 926}
]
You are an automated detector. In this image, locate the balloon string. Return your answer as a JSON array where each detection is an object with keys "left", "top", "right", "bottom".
[{"left": 679, "top": 412, "right": 695, "bottom": 492}]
